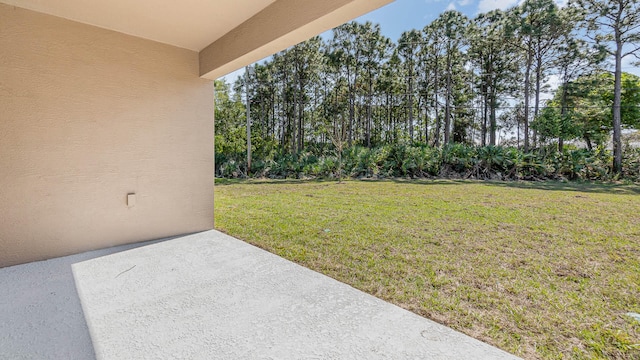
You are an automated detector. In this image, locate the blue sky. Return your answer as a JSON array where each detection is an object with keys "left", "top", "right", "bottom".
[
  {"left": 355, "top": 0, "right": 637, "bottom": 77},
  {"left": 352, "top": 0, "right": 513, "bottom": 42},
  {"left": 223, "top": 0, "right": 637, "bottom": 83},
  {"left": 224, "top": 0, "right": 500, "bottom": 83}
]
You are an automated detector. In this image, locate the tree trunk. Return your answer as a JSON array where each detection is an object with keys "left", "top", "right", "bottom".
[
  {"left": 533, "top": 53, "right": 542, "bottom": 149},
  {"left": 366, "top": 72, "right": 373, "bottom": 147},
  {"left": 488, "top": 61, "right": 496, "bottom": 146},
  {"left": 385, "top": 91, "right": 392, "bottom": 141},
  {"left": 347, "top": 66, "right": 354, "bottom": 147},
  {"left": 433, "top": 92, "right": 441, "bottom": 147},
  {"left": 297, "top": 88, "right": 304, "bottom": 152},
  {"left": 612, "top": 36, "right": 623, "bottom": 174},
  {"left": 523, "top": 47, "right": 532, "bottom": 151},
  {"left": 517, "top": 112, "right": 521, "bottom": 150},
  {"left": 408, "top": 68, "right": 414, "bottom": 142},
  {"left": 585, "top": 136, "right": 593, "bottom": 151},
  {"left": 433, "top": 56, "right": 441, "bottom": 147},
  {"left": 424, "top": 94, "right": 430, "bottom": 143},
  {"left": 490, "top": 89, "right": 497, "bottom": 146},
  {"left": 444, "top": 51, "right": 452, "bottom": 145},
  {"left": 559, "top": 78, "right": 569, "bottom": 153},
  {"left": 482, "top": 83, "right": 488, "bottom": 147}
]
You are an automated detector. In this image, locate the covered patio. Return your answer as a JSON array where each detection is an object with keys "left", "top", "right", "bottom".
[
  {"left": 1, "top": 230, "right": 520, "bottom": 359},
  {"left": 2, "top": 1, "right": 521, "bottom": 358}
]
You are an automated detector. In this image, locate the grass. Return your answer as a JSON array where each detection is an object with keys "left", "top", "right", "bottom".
[{"left": 214, "top": 179, "right": 640, "bottom": 359}]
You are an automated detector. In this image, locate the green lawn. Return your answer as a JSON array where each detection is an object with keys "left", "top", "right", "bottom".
[{"left": 214, "top": 179, "right": 640, "bottom": 359}]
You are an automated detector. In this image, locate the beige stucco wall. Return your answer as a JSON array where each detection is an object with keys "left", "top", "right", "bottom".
[{"left": 0, "top": 4, "right": 214, "bottom": 267}]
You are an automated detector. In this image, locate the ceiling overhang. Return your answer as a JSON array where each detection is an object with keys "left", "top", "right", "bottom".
[
  {"left": 199, "top": 0, "right": 394, "bottom": 79},
  {"left": 1, "top": 0, "right": 394, "bottom": 79}
]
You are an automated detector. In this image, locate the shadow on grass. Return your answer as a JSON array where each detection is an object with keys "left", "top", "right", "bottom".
[
  {"left": 215, "top": 178, "right": 332, "bottom": 186},
  {"left": 479, "top": 180, "right": 640, "bottom": 195},
  {"left": 215, "top": 177, "right": 640, "bottom": 194},
  {"left": 384, "top": 178, "right": 640, "bottom": 194},
  {"left": 215, "top": 177, "right": 465, "bottom": 187}
]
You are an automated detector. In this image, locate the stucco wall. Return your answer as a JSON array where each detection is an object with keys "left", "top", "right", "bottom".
[{"left": 0, "top": 4, "right": 214, "bottom": 267}]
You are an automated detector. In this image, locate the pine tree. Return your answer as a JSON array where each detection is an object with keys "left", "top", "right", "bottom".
[{"left": 575, "top": 0, "right": 640, "bottom": 173}]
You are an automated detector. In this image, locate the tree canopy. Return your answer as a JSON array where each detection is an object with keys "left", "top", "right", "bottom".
[{"left": 215, "top": 0, "right": 640, "bottom": 178}]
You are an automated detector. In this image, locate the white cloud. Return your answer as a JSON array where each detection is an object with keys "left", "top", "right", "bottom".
[
  {"left": 478, "top": 0, "right": 566, "bottom": 13},
  {"left": 477, "top": 0, "right": 519, "bottom": 13},
  {"left": 458, "top": 0, "right": 472, "bottom": 6},
  {"left": 446, "top": 2, "right": 457, "bottom": 11}
]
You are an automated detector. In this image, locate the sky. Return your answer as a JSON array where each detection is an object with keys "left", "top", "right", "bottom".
[
  {"left": 222, "top": 0, "right": 637, "bottom": 84},
  {"left": 354, "top": 0, "right": 525, "bottom": 42}
]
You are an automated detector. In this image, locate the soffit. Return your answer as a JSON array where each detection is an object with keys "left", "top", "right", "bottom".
[{"left": 0, "top": 0, "right": 276, "bottom": 51}]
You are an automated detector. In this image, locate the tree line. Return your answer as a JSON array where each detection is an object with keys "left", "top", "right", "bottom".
[{"left": 215, "top": 0, "right": 640, "bottom": 178}]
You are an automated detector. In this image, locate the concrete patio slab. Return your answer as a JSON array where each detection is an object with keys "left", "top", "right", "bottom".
[
  {"left": 0, "top": 238, "right": 167, "bottom": 360},
  {"left": 73, "top": 230, "right": 521, "bottom": 360}
]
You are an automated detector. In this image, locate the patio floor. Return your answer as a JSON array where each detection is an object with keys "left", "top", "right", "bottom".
[
  {"left": 2, "top": 230, "right": 521, "bottom": 359},
  {"left": 0, "top": 237, "right": 167, "bottom": 359}
]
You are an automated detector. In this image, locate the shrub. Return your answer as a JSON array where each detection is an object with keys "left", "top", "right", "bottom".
[{"left": 215, "top": 143, "right": 640, "bottom": 182}]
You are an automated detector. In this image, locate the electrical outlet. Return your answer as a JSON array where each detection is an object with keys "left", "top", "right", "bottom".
[{"left": 127, "top": 193, "right": 136, "bottom": 208}]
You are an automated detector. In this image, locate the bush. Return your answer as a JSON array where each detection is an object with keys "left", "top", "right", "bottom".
[
  {"left": 623, "top": 146, "right": 640, "bottom": 181},
  {"left": 215, "top": 143, "right": 639, "bottom": 182},
  {"left": 441, "top": 143, "right": 477, "bottom": 175}
]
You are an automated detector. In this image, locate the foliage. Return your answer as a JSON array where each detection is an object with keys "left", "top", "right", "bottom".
[
  {"left": 534, "top": 72, "right": 640, "bottom": 149},
  {"left": 574, "top": 0, "right": 640, "bottom": 172},
  {"left": 214, "top": 142, "right": 640, "bottom": 182},
  {"left": 622, "top": 146, "right": 640, "bottom": 181},
  {"left": 214, "top": 2, "right": 640, "bottom": 182}
]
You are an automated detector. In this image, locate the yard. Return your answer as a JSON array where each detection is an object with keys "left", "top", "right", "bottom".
[{"left": 214, "top": 179, "right": 640, "bottom": 359}]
